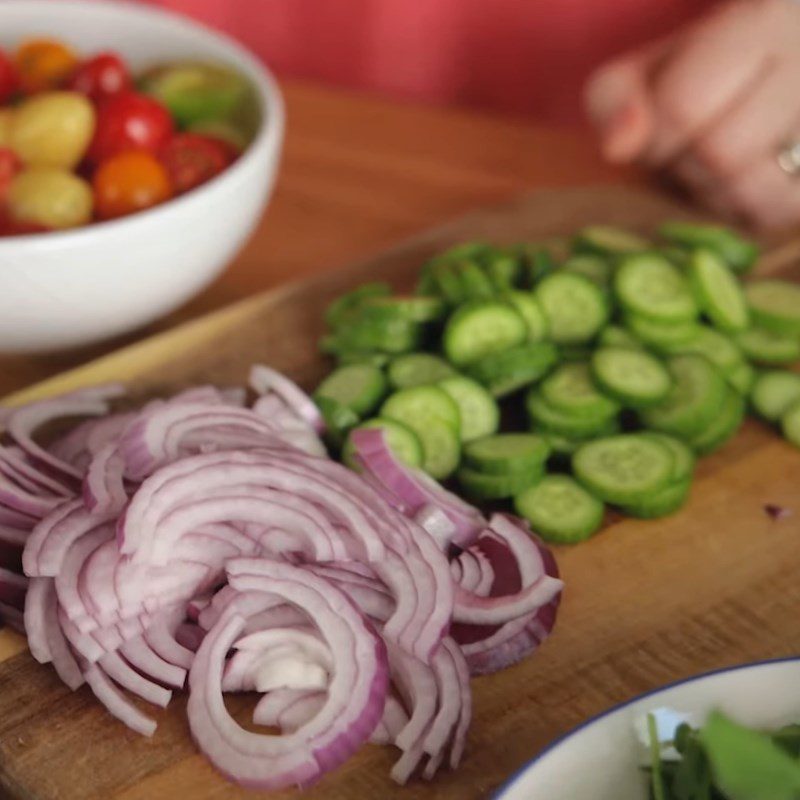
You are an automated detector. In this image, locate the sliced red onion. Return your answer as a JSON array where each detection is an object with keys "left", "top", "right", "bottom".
[
  {"left": 388, "top": 643, "right": 438, "bottom": 753},
  {"left": 83, "top": 443, "right": 128, "bottom": 514},
  {"left": 249, "top": 364, "right": 325, "bottom": 435},
  {"left": 143, "top": 605, "right": 196, "bottom": 669},
  {"left": 119, "top": 635, "right": 187, "bottom": 688},
  {"left": 84, "top": 663, "right": 157, "bottom": 737},
  {"left": 274, "top": 693, "right": 327, "bottom": 734},
  {"left": 99, "top": 651, "right": 172, "bottom": 707},
  {"left": 0, "top": 472, "right": 65, "bottom": 518},
  {"left": 175, "top": 623, "right": 206, "bottom": 652},
  {"left": 0, "top": 446, "right": 72, "bottom": 497},
  {"left": 251, "top": 688, "right": 318, "bottom": 727}
]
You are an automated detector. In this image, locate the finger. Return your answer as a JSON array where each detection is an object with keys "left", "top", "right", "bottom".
[
  {"left": 717, "top": 153, "right": 800, "bottom": 230},
  {"left": 584, "top": 36, "right": 674, "bottom": 163},
  {"left": 645, "top": 0, "right": 770, "bottom": 166},
  {"left": 688, "top": 59, "right": 800, "bottom": 178}
]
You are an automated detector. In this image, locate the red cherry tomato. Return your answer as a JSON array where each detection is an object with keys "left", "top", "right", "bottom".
[
  {"left": 0, "top": 49, "right": 18, "bottom": 103},
  {"left": 65, "top": 52, "right": 131, "bottom": 104},
  {"left": 87, "top": 91, "right": 174, "bottom": 164},
  {"left": 158, "top": 133, "right": 234, "bottom": 195},
  {"left": 0, "top": 208, "right": 49, "bottom": 237},
  {"left": 0, "top": 148, "right": 21, "bottom": 202},
  {"left": 93, "top": 150, "right": 173, "bottom": 220}
]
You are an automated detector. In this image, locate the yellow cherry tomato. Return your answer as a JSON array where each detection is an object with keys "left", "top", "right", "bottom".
[
  {"left": 10, "top": 92, "right": 95, "bottom": 169},
  {"left": 7, "top": 168, "right": 92, "bottom": 229},
  {"left": 0, "top": 109, "right": 13, "bottom": 147},
  {"left": 14, "top": 38, "right": 79, "bottom": 94}
]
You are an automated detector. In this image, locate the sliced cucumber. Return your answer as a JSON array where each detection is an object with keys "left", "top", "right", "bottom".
[
  {"left": 599, "top": 325, "right": 642, "bottom": 350},
  {"left": 540, "top": 421, "right": 622, "bottom": 461},
  {"left": 624, "top": 313, "right": 700, "bottom": 350},
  {"left": 540, "top": 362, "right": 620, "bottom": 418},
  {"left": 438, "top": 376, "right": 500, "bottom": 442},
  {"left": 457, "top": 464, "right": 544, "bottom": 501},
  {"left": 781, "top": 400, "right": 800, "bottom": 448},
  {"left": 745, "top": 280, "right": 800, "bottom": 335},
  {"left": 658, "top": 221, "right": 759, "bottom": 274},
  {"left": 641, "top": 354, "right": 727, "bottom": 439},
  {"left": 640, "top": 432, "right": 695, "bottom": 482},
  {"left": 463, "top": 433, "right": 550, "bottom": 475},
  {"left": 483, "top": 248, "right": 523, "bottom": 291},
  {"left": 467, "top": 341, "right": 558, "bottom": 398},
  {"left": 342, "top": 418, "right": 423, "bottom": 470},
  {"left": 334, "top": 351, "right": 391, "bottom": 368},
  {"left": 615, "top": 253, "right": 698, "bottom": 323},
  {"left": 521, "top": 245, "right": 558, "bottom": 286},
  {"left": 573, "top": 225, "right": 650, "bottom": 256},
  {"left": 315, "top": 364, "right": 388, "bottom": 416},
  {"left": 688, "top": 249, "right": 750, "bottom": 332},
  {"left": 452, "top": 259, "right": 495, "bottom": 301},
  {"left": 526, "top": 390, "right": 618, "bottom": 438},
  {"left": 431, "top": 261, "right": 469, "bottom": 305},
  {"left": 381, "top": 386, "right": 461, "bottom": 479},
  {"left": 751, "top": 370, "right": 800, "bottom": 423},
  {"left": 535, "top": 273, "right": 609, "bottom": 344},
  {"left": 503, "top": 291, "right": 549, "bottom": 341},
  {"left": 315, "top": 395, "right": 359, "bottom": 449},
  {"left": 590, "top": 347, "right": 673, "bottom": 407},
  {"left": 661, "top": 325, "right": 743, "bottom": 372},
  {"left": 443, "top": 301, "right": 527, "bottom": 366},
  {"left": 514, "top": 474, "right": 605, "bottom": 544},
  {"left": 734, "top": 326, "right": 800, "bottom": 366},
  {"left": 325, "top": 283, "right": 391, "bottom": 329},
  {"left": 562, "top": 254, "right": 614, "bottom": 290},
  {"left": 363, "top": 295, "right": 446, "bottom": 323},
  {"left": 326, "top": 314, "right": 422, "bottom": 355},
  {"left": 622, "top": 478, "right": 691, "bottom": 519},
  {"left": 725, "top": 361, "right": 756, "bottom": 396},
  {"left": 387, "top": 353, "right": 456, "bottom": 389},
  {"left": 685, "top": 387, "right": 745, "bottom": 455}
]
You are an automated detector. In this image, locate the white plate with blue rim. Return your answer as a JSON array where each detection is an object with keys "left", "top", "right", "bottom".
[{"left": 494, "top": 657, "right": 800, "bottom": 800}]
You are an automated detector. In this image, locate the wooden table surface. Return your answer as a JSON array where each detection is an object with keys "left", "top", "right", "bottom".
[{"left": 0, "top": 79, "right": 631, "bottom": 398}]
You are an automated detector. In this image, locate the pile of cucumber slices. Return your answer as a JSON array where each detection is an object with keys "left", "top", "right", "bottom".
[{"left": 313, "top": 222, "right": 800, "bottom": 544}]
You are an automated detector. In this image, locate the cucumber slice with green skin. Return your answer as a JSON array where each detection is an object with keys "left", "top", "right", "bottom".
[
  {"left": 562, "top": 254, "right": 614, "bottom": 291},
  {"left": 751, "top": 370, "right": 800, "bottom": 423},
  {"left": 315, "top": 396, "right": 360, "bottom": 450},
  {"left": 573, "top": 434, "right": 674, "bottom": 505},
  {"left": 573, "top": 225, "right": 650, "bottom": 256},
  {"left": 526, "top": 390, "right": 618, "bottom": 438},
  {"left": 641, "top": 354, "right": 728, "bottom": 439},
  {"left": 658, "top": 221, "right": 759, "bottom": 274},
  {"left": 660, "top": 325, "right": 743, "bottom": 372},
  {"left": 535, "top": 272, "right": 609, "bottom": 344},
  {"left": 659, "top": 246, "right": 690, "bottom": 268},
  {"left": 540, "top": 362, "right": 621, "bottom": 418},
  {"left": 463, "top": 433, "right": 551, "bottom": 475},
  {"left": 452, "top": 260, "right": 495, "bottom": 300},
  {"left": 432, "top": 261, "right": 469, "bottom": 305},
  {"left": 467, "top": 341, "right": 559, "bottom": 397},
  {"left": 387, "top": 353, "right": 456, "bottom": 389},
  {"left": 363, "top": 295, "right": 447, "bottom": 323},
  {"left": 521, "top": 246, "right": 558, "bottom": 286},
  {"left": 640, "top": 433, "right": 695, "bottom": 481},
  {"left": 621, "top": 478, "right": 691, "bottom": 519},
  {"left": 514, "top": 474, "right": 605, "bottom": 544},
  {"left": 325, "top": 283, "right": 391, "bottom": 329},
  {"left": 315, "top": 364, "right": 388, "bottom": 417},
  {"left": 599, "top": 325, "right": 642, "bottom": 350},
  {"left": 590, "top": 347, "right": 673, "bottom": 407},
  {"left": 443, "top": 301, "right": 527, "bottom": 367},
  {"left": 380, "top": 386, "right": 461, "bottom": 478},
  {"left": 342, "top": 418, "right": 423, "bottom": 471},
  {"left": 725, "top": 361, "right": 756, "bottom": 396},
  {"left": 615, "top": 253, "right": 698, "bottom": 323},
  {"left": 688, "top": 249, "right": 750, "bottom": 332},
  {"left": 438, "top": 376, "right": 500, "bottom": 442},
  {"left": 502, "top": 291, "right": 549, "bottom": 341},
  {"left": 734, "top": 326, "right": 800, "bottom": 365},
  {"left": 745, "top": 280, "right": 800, "bottom": 335},
  {"left": 686, "top": 387, "right": 745, "bottom": 455},
  {"left": 482, "top": 249, "right": 523, "bottom": 291},
  {"left": 333, "top": 351, "right": 391, "bottom": 368},
  {"left": 624, "top": 313, "right": 701, "bottom": 350},
  {"left": 558, "top": 346, "right": 593, "bottom": 363},
  {"left": 326, "top": 316, "right": 422, "bottom": 355},
  {"left": 781, "top": 400, "right": 800, "bottom": 448},
  {"left": 439, "top": 242, "right": 493, "bottom": 262},
  {"left": 458, "top": 464, "right": 544, "bottom": 501}
]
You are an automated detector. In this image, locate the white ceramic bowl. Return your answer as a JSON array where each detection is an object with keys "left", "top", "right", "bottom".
[
  {"left": 496, "top": 657, "right": 800, "bottom": 800},
  {"left": 0, "top": 0, "right": 284, "bottom": 353}
]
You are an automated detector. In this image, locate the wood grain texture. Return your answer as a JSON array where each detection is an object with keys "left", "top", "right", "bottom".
[
  {"left": 0, "top": 79, "right": 630, "bottom": 398},
  {"left": 1, "top": 185, "right": 799, "bottom": 800}
]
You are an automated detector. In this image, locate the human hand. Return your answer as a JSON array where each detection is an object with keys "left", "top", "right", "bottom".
[{"left": 585, "top": 0, "right": 800, "bottom": 229}]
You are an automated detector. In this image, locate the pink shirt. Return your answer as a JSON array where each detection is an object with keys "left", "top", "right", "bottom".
[{"left": 141, "top": 0, "right": 715, "bottom": 122}]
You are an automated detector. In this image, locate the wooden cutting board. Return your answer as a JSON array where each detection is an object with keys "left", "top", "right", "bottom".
[{"left": 1, "top": 185, "right": 799, "bottom": 800}]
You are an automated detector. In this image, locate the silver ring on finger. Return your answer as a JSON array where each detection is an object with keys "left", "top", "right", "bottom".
[{"left": 776, "top": 138, "right": 800, "bottom": 177}]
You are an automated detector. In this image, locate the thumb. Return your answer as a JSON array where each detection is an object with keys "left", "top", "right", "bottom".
[{"left": 584, "top": 38, "right": 672, "bottom": 163}]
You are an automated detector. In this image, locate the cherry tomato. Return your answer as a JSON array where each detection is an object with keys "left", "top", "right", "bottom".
[
  {"left": 87, "top": 91, "right": 174, "bottom": 164},
  {"left": 0, "top": 148, "right": 21, "bottom": 202},
  {"left": 7, "top": 168, "right": 92, "bottom": 229},
  {"left": 0, "top": 49, "right": 18, "bottom": 103},
  {"left": 158, "top": 133, "right": 233, "bottom": 194},
  {"left": 66, "top": 52, "right": 131, "bottom": 104},
  {"left": 0, "top": 208, "right": 50, "bottom": 237},
  {"left": 14, "top": 38, "right": 79, "bottom": 94},
  {"left": 92, "top": 150, "right": 172, "bottom": 220}
]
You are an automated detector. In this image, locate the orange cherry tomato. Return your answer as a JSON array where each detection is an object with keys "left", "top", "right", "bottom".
[
  {"left": 92, "top": 150, "right": 173, "bottom": 220},
  {"left": 15, "top": 38, "right": 79, "bottom": 94}
]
